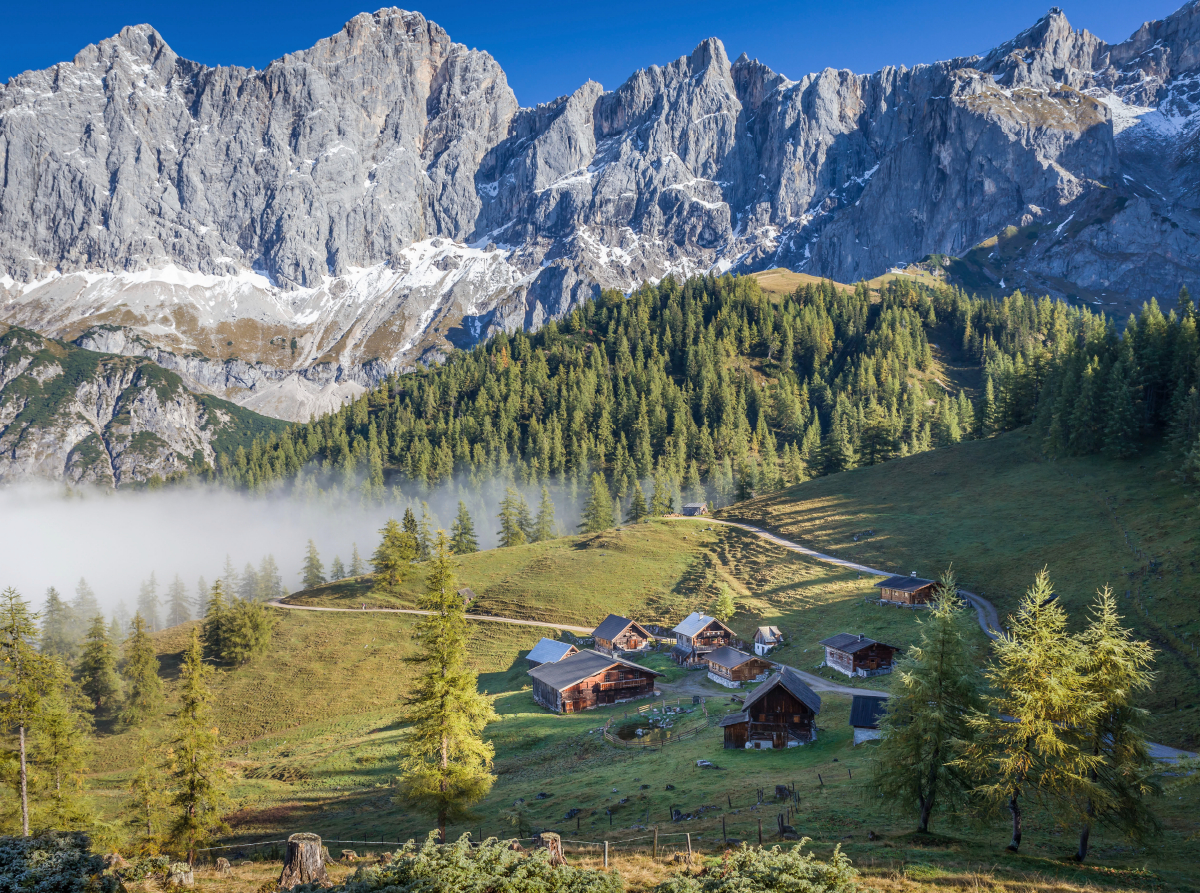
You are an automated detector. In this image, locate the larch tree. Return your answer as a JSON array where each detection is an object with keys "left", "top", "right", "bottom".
[
  {"left": 372, "top": 518, "right": 418, "bottom": 597},
  {"left": 166, "top": 575, "right": 191, "bottom": 627},
  {"left": 69, "top": 579, "right": 100, "bottom": 646},
  {"left": 960, "top": 571, "right": 1100, "bottom": 852},
  {"left": 301, "top": 540, "right": 326, "bottom": 589},
  {"left": 872, "top": 568, "right": 982, "bottom": 833},
  {"left": 32, "top": 662, "right": 92, "bottom": 830},
  {"left": 497, "top": 488, "right": 532, "bottom": 546},
  {"left": 1072, "top": 586, "right": 1159, "bottom": 862},
  {"left": 77, "top": 616, "right": 122, "bottom": 718},
  {"left": 201, "top": 582, "right": 228, "bottom": 663},
  {"left": 349, "top": 544, "right": 365, "bottom": 576},
  {"left": 39, "top": 587, "right": 76, "bottom": 660},
  {"left": 137, "top": 573, "right": 161, "bottom": 632},
  {"left": 398, "top": 533, "right": 497, "bottom": 843},
  {"left": 218, "top": 599, "right": 275, "bottom": 666},
  {"left": 0, "top": 588, "right": 52, "bottom": 836},
  {"left": 121, "top": 614, "right": 164, "bottom": 726},
  {"left": 238, "top": 563, "right": 259, "bottom": 601},
  {"left": 625, "top": 484, "right": 648, "bottom": 524},
  {"left": 532, "top": 486, "right": 557, "bottom": 542},
  {"left": 579, "top": 474, "right": 613, "bottom": 534},
  {"left": 329, "top": 556, "right": 346, "bottom": 580},
  {"left": 168, "top": 630, "right": 229, "bottom": 864},
  {"left": 126, "top": 731, "right": 167, "bottom": 854},
  {"left": 450, "top": 502, "right": 479, "bottom": 555},
  {"left": 712, "top": 585, "right": 736, "bottom": 623},
  {"left": 258, "top": 555, "right": 283, "bottom": 601},
  {"left": 194, "top": 577, "right": 209, "bottom": 619}
]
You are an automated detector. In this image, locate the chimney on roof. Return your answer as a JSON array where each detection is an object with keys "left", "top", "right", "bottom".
[
  {"left": 910, "top": 571, "right": 917, "bottom": 576},
  {"left": 858, "top": 634, "right": 864, "bottom": 641}
]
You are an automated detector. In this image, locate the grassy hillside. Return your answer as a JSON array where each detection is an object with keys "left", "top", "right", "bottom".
[{"left": 722, "top": 430, "right": 1200, "bottom": 748}]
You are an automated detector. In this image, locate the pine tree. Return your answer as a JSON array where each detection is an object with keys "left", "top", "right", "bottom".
[
  {"left": 31, "top": 663, "right": 92, "bottom": 830},
  {"left": 372, "top": 519, "right": 418, "bottom": 595},
  {"left": 194, "top": 577, "right": 209, "bottom": 619},
  {"left": 221, "top": 555, "right": 239, "bottom": 596},
  {"left": 0, "top": 588, "right": 53, "bottom": 835},
  {"left": 168, "top": 630, "right": 229, "bottom": 864},
  {"left": 121, "top": 615, "right": 164, "bottom": 727},
  {"left": 238, "top": 563, "right": 259, "bottom": 601},
  {"left": 650, "top": 466, "right": 674, "bottom": 514},
  {"left": 625, "top": 484, "right": 648, "bottom": 524},
  {"left": 300, "top": 540, "right": 326, "bottom": 589},
  {"left": 532, "top": 486, "right": 557, "bottom": 542},
  {"left": 450, "top": 502, "right": 479, "bottom": 555},
  {"left": 579, "top": 473, "right": 614, "bottom": 534},
  {"left": 77, "top": 616, "right": 122, "bottom": 718},
  {"left": 498, "top": 488, "right": 531, "bottom": 547},
  {"left": 201, "top": 582, "right": 228, "bottom": 663},
  {"left": 218, "top": 599, "right": 275, "bottom": 666},
  {"left": 981, "top": 375, "right": 998, "bottom": 437},
  {"left": 418, "top": 503, "right": 436, "bottom": 561},
  {"left": 330, "top": 556, "right": 347, "bottom": 580},
  {"left": 960, "top": 571, "right": 1100, "bottom": 852},
  {"left": 126, "top": 731, "right": 167, "bottom": 854},
  {"left": 40, "top": 587, "right": 76, "bottom": 660},
  {"left": 712, "top": 585, "right": 736, "bottom": 622},
  {"left": 166, "top": 575, "right": 190, "bottom": 627},
  {"left": 70, "top": 579, "right": 100, "bottom": 646},
  {"left": 349, "top": 544, "right": 365, "bottom": 576},
  {"left": 873, "top": 569, "right": 982, "bottom": 833},
  {"left": 1103, "top": 360, "right": 1139, "bottom": 458},
  {"left": 137, "top": 573, "right": 161, "bottom": 632},
  {"left": 402, "top": 508, "right": 421, "bottom": 550},
  {"left": 1072, "top": 586, "right": 1159, "bottom": 861},
  {"left": 257, "top": 555, "right": 283, "bottom": 602},
  {"left": 398, "top": 533, "right": 497, "bottom": 843}
]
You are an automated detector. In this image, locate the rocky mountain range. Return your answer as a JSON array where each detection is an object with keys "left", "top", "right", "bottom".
[{"left": 1, "top": 3, "right": 1199, "bottom": 427}]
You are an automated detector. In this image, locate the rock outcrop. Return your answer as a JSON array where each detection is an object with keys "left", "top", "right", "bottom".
[{"left": 1, "top": 4, "right": 1199, "bottom": 421}]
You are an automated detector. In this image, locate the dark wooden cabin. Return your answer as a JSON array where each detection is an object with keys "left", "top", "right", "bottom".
[
  {"left": 527, "top": 649, "right": 662, "bottom": 714},
  {"left": 671, "top": 612, "right": 737, "bottom": 665},
  {"left": 681, "top": 502, "right": 708, "bottom": 516},
  {"left": 874, "top": 574, "right": 936, "bottom": 606},
  {"left": 705, "top": 646, "right": 774, "bottom": 688},
  {"left": 819, "top": 633, "right": 900, "bottom": 678},
  {"left": 592, "top": 614, "right": 652, "bottom": 655},
  {"left": 720, "top": 667, "right": 822, "bottom": 749}
]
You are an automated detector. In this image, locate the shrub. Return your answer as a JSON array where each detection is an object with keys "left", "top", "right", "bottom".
[
  {"left": 296, "top": 833, "right": 623, "bottom": 893},
  {"left": 115, "top": 854, "right": 170, "bottom": 882},
  {"left": 653, "top": 841, "right": 857, "bottom": 893},
  {"left": 0, "top": 831, "right": 119, "bottom": 893}
]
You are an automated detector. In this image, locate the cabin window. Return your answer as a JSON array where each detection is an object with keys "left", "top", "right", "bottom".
[{"left": 793, "top": 715, "right": 801, "bottom": 722}]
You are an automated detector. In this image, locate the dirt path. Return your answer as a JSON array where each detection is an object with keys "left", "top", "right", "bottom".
[{"left": 266, "top": 600, "right": 594, "bottom": 634}]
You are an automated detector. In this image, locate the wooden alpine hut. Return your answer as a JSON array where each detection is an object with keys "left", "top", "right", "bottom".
[
  {"left": 874, "top": 574, "right": 936, "bottom": 606},
  {"left": 704, "top": 646, "right": 774, "bottom": 688},
  {"left": 527, "top": 649, "right": 662, "bottom": 714},
  {"left": 591, "top": 614, "right": 653, "bottom": 655},
  {"left": 719, "top": 667, "right": 822, "bottom": 749},
  {"left": 671, "top": 612, "right": 737, "bottom": 666},
  {"left": 819, "top": 633, "right": 901, "bottom": 678}
]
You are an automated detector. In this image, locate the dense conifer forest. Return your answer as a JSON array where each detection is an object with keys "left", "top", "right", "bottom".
[{"left": 215, "top": 274, "right": 1200, "bottom": 512}]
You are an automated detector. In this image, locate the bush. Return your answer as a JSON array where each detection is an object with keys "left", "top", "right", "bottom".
[
  {"left": 0, "top": 831, "right": 119, "bottom": 893},
  {"left": 296, "top": 833, "right": 623, "bottom": 893},
  {"left": 653, "top": 841, "right": 856, "bottom": 893},
  {"left": 115, "top": 854, "right": 170, "bottom": 882}
]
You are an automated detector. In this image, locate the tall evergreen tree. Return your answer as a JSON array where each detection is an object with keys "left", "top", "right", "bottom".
[
  {"left": 349, "top": 544, "right": 365, "bottom": 576},
  {"left": 960, "top": 571, "right": 1100, "bottom": 852},
  {"left": 372, "top": 519, "right": 418, "bottom": 595},
  {"left": 166, "top": 575, "right": 190, "bottom": 627},
  {"left": 194, "top": 577, "right": 209, "bottom": 619},
  {"left": 625, "top": 484, "right": 648, "bottom": 524},
  {"left": 40, "top": 587, "right": 76, "bottom": 660},
  {"left": 257, "top": 555, "right": 283, "bottom": 602},
  {"left": 873, "top": 569, "right": 982, "bottom": 833},
  {"left": 69, "top": 579, "right": 100, "bottom": 646},
  {"left": 218, "top": 599, "right": 275, "bottom": 666},
  {"left": 168, "top": 630, "right": 229, "bottom": 864},
  {"left": 121, "top": 614, "right": 164, "bottom": 727},
  {"left": 1072, "top": 586, "right": 1159, "bottom": 862},
  {"left": 238, "top": 563, "right": 259, "bottom": 601},
  {"left": 31, "top": 663, "right": 91, "bottom": 830},
  {"left": 201, "top": 582, "right": 228, "bottom": 663},
  {"left": 126, "top": 732, "right": 167, "bottom": 854},
  {"left": 1103, "top": 360, "right": 1140, "bottom": 458},
  {"left": 329, "top": 556, "right": 347, "bottom": 580},
  {"left": 77, "top": 616, "right": 122, "bottom": 718},
  {"left": 498, "top": 488, "right": 532, "bottom": 546},
  {"left": 398, "top": 533, "right": 497, "bottom": 843},
  {"left": 450, "top": 502, "right": 479, "bottom": 555},
  {"left": 579, "top": 474, "right": 614, "bottom": 534},
  {"left": 300, "top": 540, "right": 326, "bottom": 590},
  {"left": 532, "top": 486, "right": 557, "bottom": 542},
  {"left": 0, "top": 588, "right": 52, "bottom": 835},
  {"left": 712, "top": 585, "right": 736, "bottom": 622},
  {"left": 137, "top": 573, "right": 161, "bottom": 632}
]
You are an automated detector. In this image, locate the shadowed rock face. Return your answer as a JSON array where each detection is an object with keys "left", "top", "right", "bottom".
[{"left": 1, "top": 4, "right": 1198, "bottom": 419}]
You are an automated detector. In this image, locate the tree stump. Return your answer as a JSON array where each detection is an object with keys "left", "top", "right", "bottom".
[
  {"left": 278, "top": 833, "right": 331, "bottom": 890},
  {"left": 533, "top": 832, "right": 566, "bottom": 867},
  {"left": 166, "top": 863, "right": 195, "bottom": 888},
  {"left": 215, "top": 857, "right": 232, "bottom": 876},
  {"left": 341, "top": 850, "right": 358, "bottom": 863}
]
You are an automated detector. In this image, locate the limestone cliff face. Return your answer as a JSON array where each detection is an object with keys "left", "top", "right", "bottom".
[
  {"left": 0, "top": 325, "right": 284, "bottom": 485},
  {"left": 1, "top": 4, "right": 1198, "bottom": 423}
]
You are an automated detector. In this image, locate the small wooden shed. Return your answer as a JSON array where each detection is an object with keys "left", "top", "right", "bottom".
[
  {"left": 874, "top": 574, "right": 936, "bottom": 606},
  {"left": 720, "top": 667, "right": 822, "bottom": 749},
  {"left": 819, "top": 633, "right": 901, "bottom": 678},
  {"left": 681, "top": 502, "right": 708, "bottom": 516},
  {"left": 591, "top": 614, "right": 652, "bottom": 655},
  {"left": 705, "top": 646, "right": 774, "bottom": 688},
  {"left": 527, "top": 649, "right": 662, "bottom": 714},
  {"left": 850, "top": 694, "right": 889, "bottom": 745},
  {"left": 526, "top": 637, "right": 579, "bottom": 669},
  {"left": 753, "top": 625, "right": 782, "bottom": 656}
]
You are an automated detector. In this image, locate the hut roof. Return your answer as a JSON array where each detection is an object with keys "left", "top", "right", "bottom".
[
  {"left": 874, "top": 575, "right": 935, "bottom": 592},
  {"left": 527, "top": 649, "right": 660, "bottom": 691},
  {"left": 527, "top": 638, "right": 577, "bottom": 665},
  {"left": 591, "top": 614, "right": 648, "bottom": 641},
  {"left": 850, "top": 695, "right": 889, "bottom": 729}
]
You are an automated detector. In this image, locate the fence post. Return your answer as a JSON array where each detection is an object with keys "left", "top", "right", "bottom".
[
  {"left": 722, "top": 816, "right": 727, "bottom": 845},
  {"left": 604, "top": 841, "right": 609, "bottom": 870},
  {"left": 758, "top": 818, "right": 762, "bottom": 846},
  {"left": 686, "top": 832, "right": 692, "bottom": 863},
  {"left": 653, "top": 826, "right": 658, "bottom": 859}
]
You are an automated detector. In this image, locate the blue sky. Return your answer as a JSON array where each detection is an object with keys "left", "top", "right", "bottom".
[{"left": 0, "top": 1, "right": 1180, "bottom": 106}]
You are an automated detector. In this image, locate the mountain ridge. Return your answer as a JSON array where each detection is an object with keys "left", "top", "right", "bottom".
[{"left": 1, "top": 4, "right": 1198, "bottom": 420}]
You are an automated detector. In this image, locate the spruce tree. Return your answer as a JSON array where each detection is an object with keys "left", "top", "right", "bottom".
[
  {"left": 77, "top": 616, "right": 122, "bottom": 718},
  {"left": 372, "top": 518, "right": 417, "bottom": 596},
  {"left": 201, "top": 581, "right": 228, "bottom": 663},
  {"left": 960, "top": 571, "right": 1099, "bottom": 852},
  {"left": 873, "top": 569, "right": 982, "bottom": 833},
  {"left": 168, "top": 630, "right": 228, "bottom": 864},
  {"left": 257, "top": 555, "right": 283, "bottom": 602},
  {"left": 32, "top": 663, "right": 92, "bottom": 830},
  {"left": 625, "top": 484, "right": 648, "bottom": 524},
  {"left": 0, "top": 588, "right": 53, "bottom": 835},
  {"left": 712, "top": 585, "right": 736, "bottom": 622},
  {"left": 219, "top": 599, "right": 275, "bottom": 666},
  {"left": 300, "top": 540, "right": 326, "bottom": 589},
  {"left": 402, "top": 508, "right": 421, "bottom": 548},
  {"left": 1072, "top": 586, "right": 1159, "bottom": 861},
  {"left": 40, "top": 587, "right": 76, "bottom": 660},
  {"left": 330, "top": 556, "right": 347, "bottom": 580},
  {"left": 137, "top": 573, "right": 161, "bottom": 632},
  {"left": 398, "top": 533, "right": 497, "bottom": 843},
  {"left": 69, "top": 579, "right": 100, "bottom": 646},
  {"left": 450, "top": 502, "right": 479, "bottom": 555},
  {"left": 498, "top": 488, "right": 531, "bottom": 546},
  {"left": 579, "top": 473, "right": 614, "bottom": 534},
  {"left": 238, "top": 563, "right": 259, "bottom": 601},
  {"left": 166, "top": 575, "right": 190, "bottom": 627},
  {"left": 1103, "top": 360, "right": 1139, "bottom": 458},
  {"left": 349, "top": 544, "right": 365, "bottom": 576},
  {"left": 194, "top": 577, "right": 209, "bottom": 619},
  {"left": 121, "top": 614, "right": 164, "bottom": 727},
  {"left": 418, "top": 504, "right": 436, "bottom": 561},
  {"left": 126, "top": 731, "right": 167, "bottom": 853},
  {"left": 532, "top": 486, "right": 557, "bottom": 542}
]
